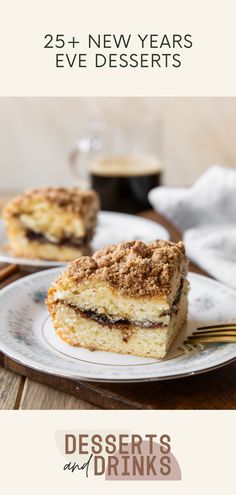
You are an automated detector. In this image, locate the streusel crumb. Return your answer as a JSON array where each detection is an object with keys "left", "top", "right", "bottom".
[
  {"left": 65, "top": 240, "right": 187, "bottom": 297},
  {"left": 3, "top": 187, "right": 99, "bottom": 218}
]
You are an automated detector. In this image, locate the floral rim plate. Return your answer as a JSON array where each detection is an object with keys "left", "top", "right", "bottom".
[
  {"left": 0, "top": 211, "right": 169, "bottom": 268},
  {"left": 0, "top": 269, "right": 236, "bottom": 382}
]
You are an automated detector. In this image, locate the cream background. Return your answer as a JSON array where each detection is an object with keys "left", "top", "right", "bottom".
[
  {"left": 0, "top": 410, "right": 235, "bottom": 494},
  {"left": 0, "top": 0, "right": 236, "bottom": 96},
  {"left": 0, "top": 97, "right": 236, "bottom": 192}
]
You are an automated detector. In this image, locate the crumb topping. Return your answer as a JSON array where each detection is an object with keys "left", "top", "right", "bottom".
[
  {"left": 66, "top": 240, "right": 187, "bottom": 297},
  {"left": 3, "top": 187, "right": 99, "bottom": 217}
]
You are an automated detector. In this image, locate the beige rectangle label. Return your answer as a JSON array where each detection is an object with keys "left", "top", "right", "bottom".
[
  {"left": 0, "top": 410, "right": 234, "bottom": 493},
  {"left": 0, "top": 0, "right": 236, "bottom": 96}
]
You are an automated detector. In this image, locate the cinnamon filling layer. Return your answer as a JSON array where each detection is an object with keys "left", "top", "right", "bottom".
[
  {"left": 25, "top": 229, "right": 91, "bottom": 248},
  {"left": 56, "top": 278, "right": 185, "bottom": 330},
  {"left": 69, "top": 303, "right": 168, "bottom": 329}
]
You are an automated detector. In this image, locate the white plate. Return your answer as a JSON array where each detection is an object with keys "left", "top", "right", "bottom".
[
  {"left": 0, "top": 211, "right": 169, "bottom": 268},
  {"left": 0, "top": 269, "right": 236, "bottom": 382}
]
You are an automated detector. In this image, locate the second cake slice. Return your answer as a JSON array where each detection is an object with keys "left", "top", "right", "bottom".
[
  {"left": 47, "top": 240, "right": 188, "bottom": 359},
  {"left": 3, "top": 187, "right": 99, "bottom": 261}
]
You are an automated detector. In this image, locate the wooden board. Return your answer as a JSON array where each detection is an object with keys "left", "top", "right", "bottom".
[
  {"left": 19, "top": 379, "right": 99, "bottom": 410},
  {"left": 0, "top": 367, "right": 22, "bottom": 409},
  {"left": 0, "top": 210, "right": 236, "bottom": 410}
]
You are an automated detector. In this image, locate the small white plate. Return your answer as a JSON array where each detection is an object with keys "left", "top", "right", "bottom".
[
  {"left": 0, "top": 269, "right": 236, "bottom": 382},
  {"left": 0, "top": 211, "right": 169, "bottom": 268}
]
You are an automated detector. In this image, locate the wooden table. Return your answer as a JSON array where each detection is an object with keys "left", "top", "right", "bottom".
[{"left": 0, "top": 209, "right": 236, "bottom": 410}]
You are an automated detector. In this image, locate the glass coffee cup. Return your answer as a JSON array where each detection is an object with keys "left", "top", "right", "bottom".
[{"left": 69, "top": 121, "right": 162, "bottom": 214}]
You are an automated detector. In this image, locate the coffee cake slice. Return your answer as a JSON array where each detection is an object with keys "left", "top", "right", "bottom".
[
  {"left": 3, "top": 187, "right": 99, "bottom": 261},
  {"left": 46, "top": 240, "right": 188, "bottom": 359}
]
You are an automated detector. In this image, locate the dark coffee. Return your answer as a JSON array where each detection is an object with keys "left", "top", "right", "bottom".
[{"left": 90, "top": 155, "right": 162, "bottom": 214}]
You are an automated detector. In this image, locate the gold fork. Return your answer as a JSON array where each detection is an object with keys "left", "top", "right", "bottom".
[{"left": 184, "top": 323, "right": 236, "bottom": 345}]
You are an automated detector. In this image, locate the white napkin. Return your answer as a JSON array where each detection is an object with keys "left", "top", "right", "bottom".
[{"left": 148, "top": 165, "right": 236, "bottom": 290}]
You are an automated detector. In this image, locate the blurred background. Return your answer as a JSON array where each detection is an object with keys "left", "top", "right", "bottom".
[{"left": 0, "top": 97, "right": 236, "bottom": 195}]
